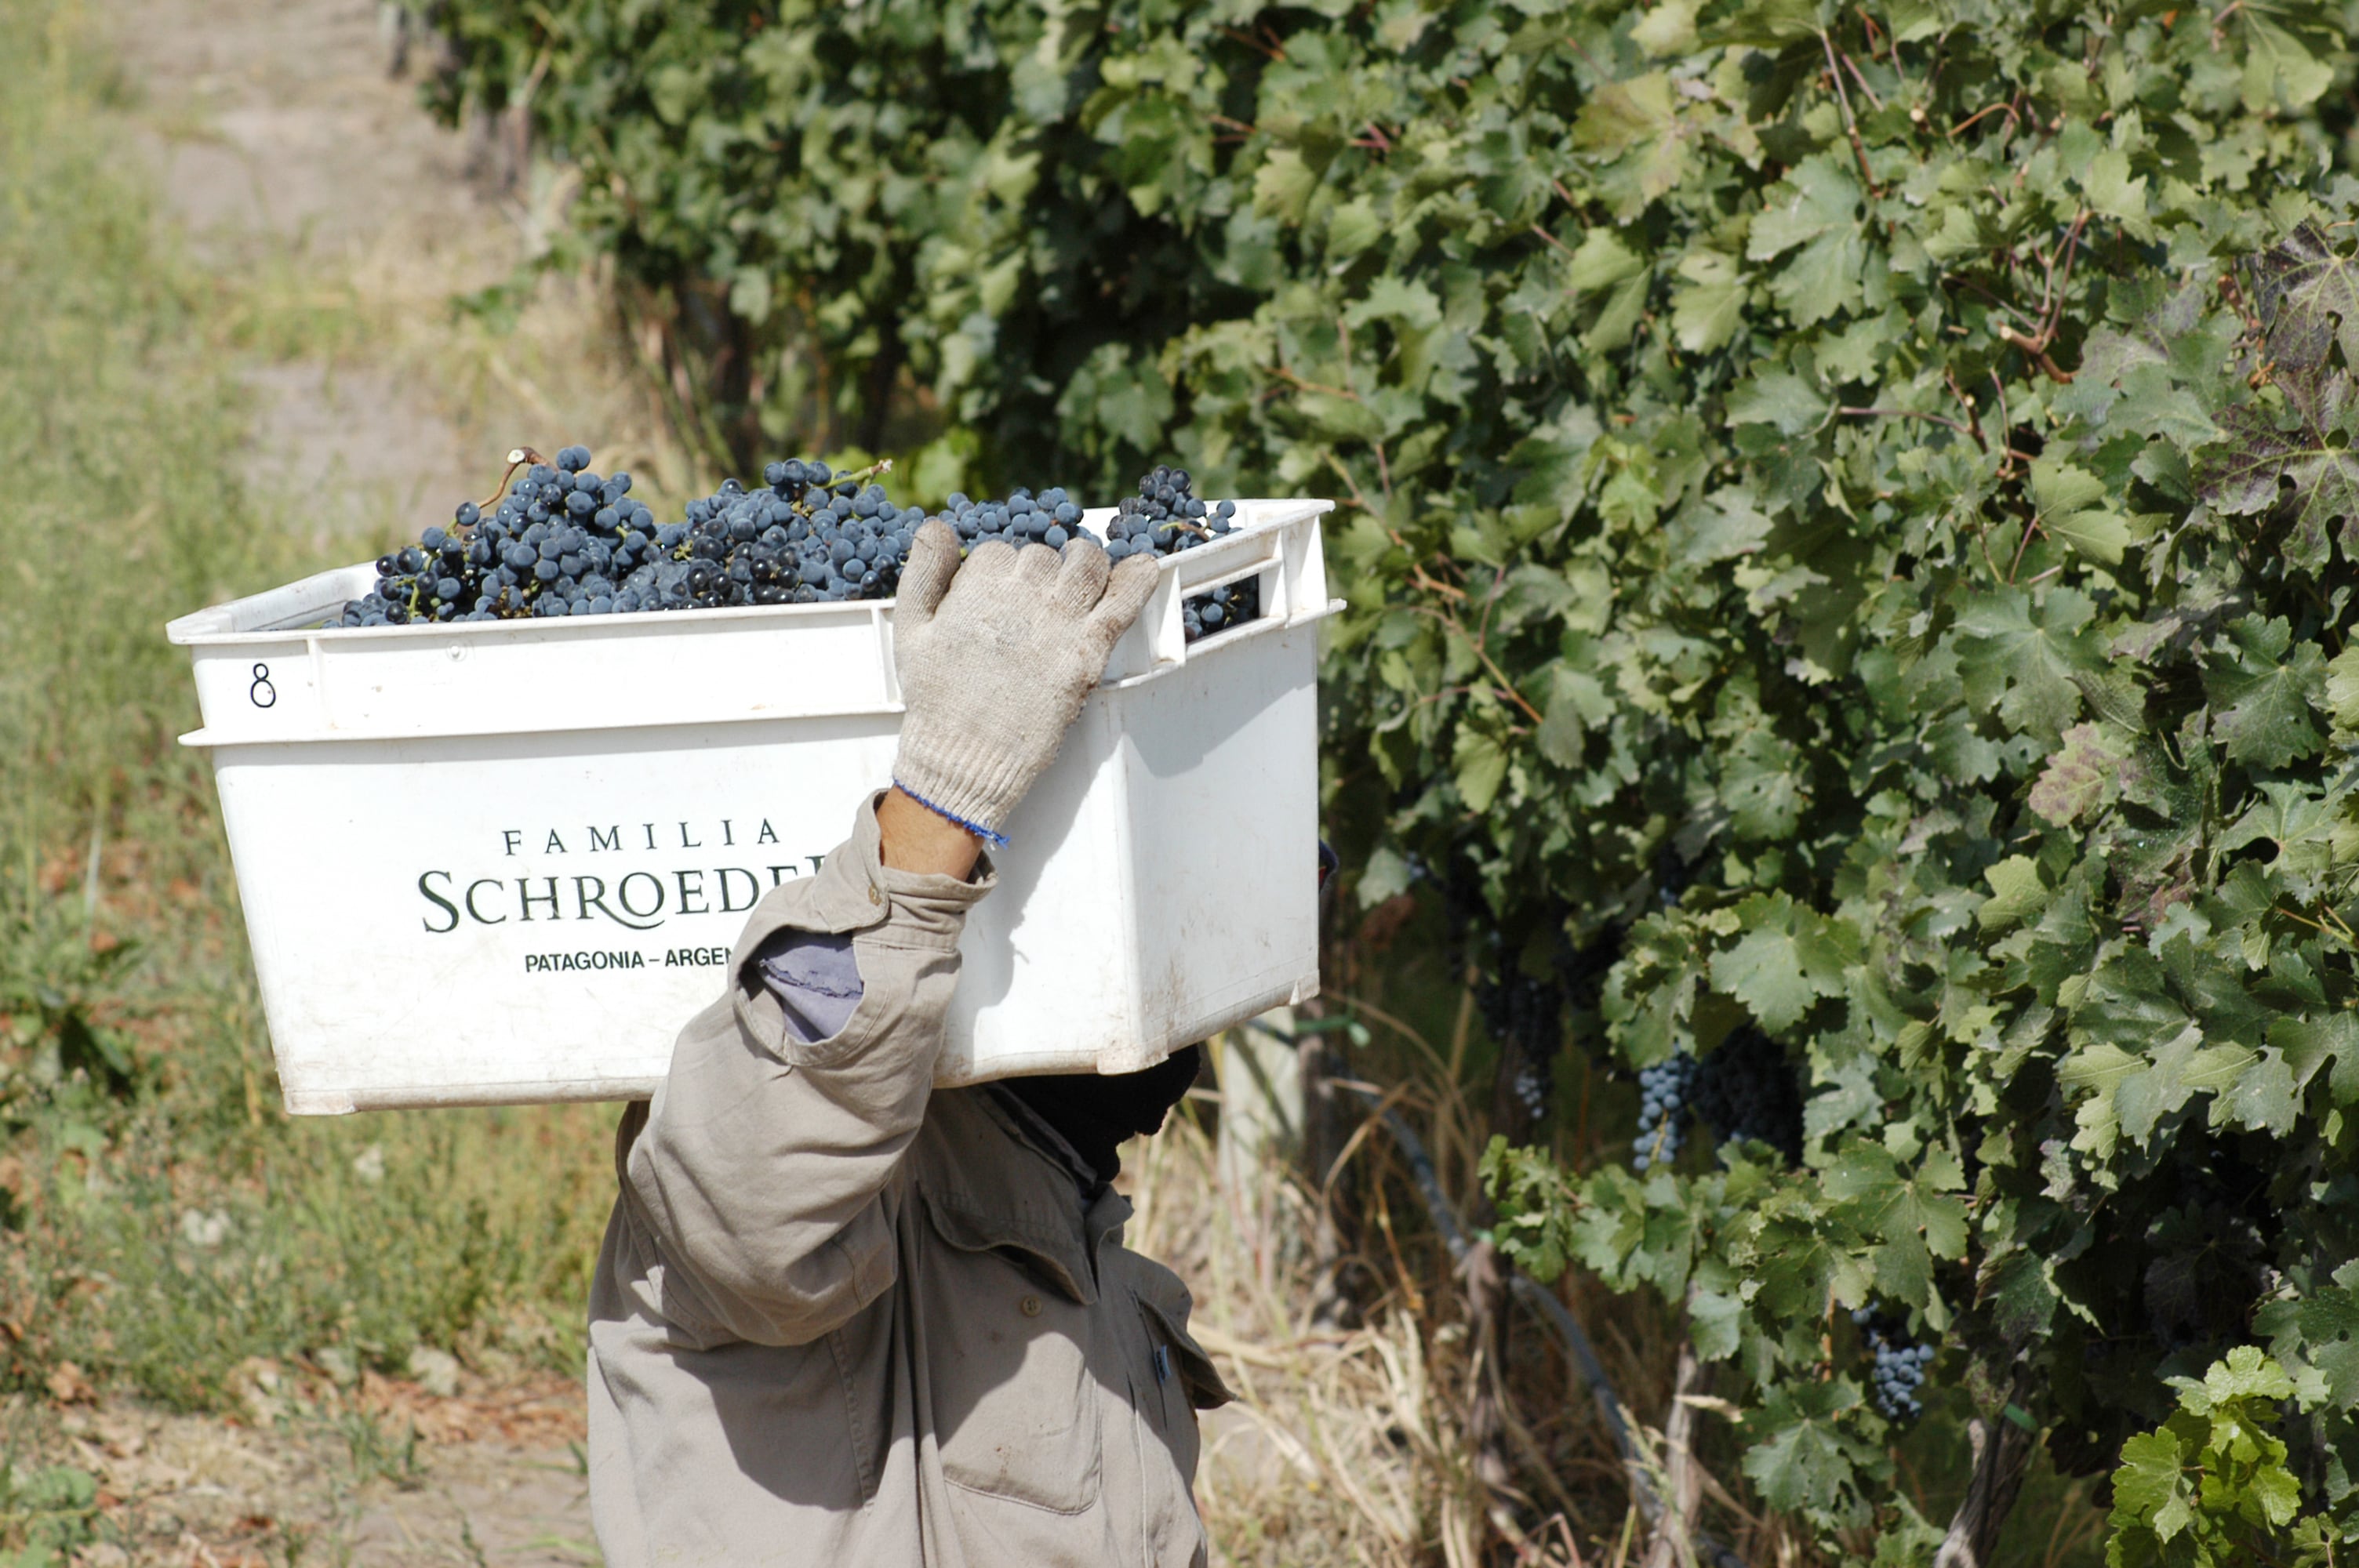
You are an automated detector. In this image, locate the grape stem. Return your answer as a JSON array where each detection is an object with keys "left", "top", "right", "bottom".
[{"left": 471, "top": 446, "right": 548, "bottom": 517}]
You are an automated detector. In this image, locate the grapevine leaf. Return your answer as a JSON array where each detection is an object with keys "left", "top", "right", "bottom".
[
  {"left": 1630, "top": 0, "right": 1701, "bottom": 57},
  {"left": 2200, "top": 230, "right": 2359, "bottom": 568},
  {"left": 1690, "top": 1287, "right": 1743, "bottom": 1360},
  {"left": 1671, "top": 250, "right": 1747, "bottom": 352},
  {"left": 1700, "top": 0, "right": 1823, "bottom": 45},
  {"left": 2248, "top": 1459, "right": 2305, "bottom": 1528},
  {"left": 2110, "top": 1426, "right": 2197, "bottom": 1543},
  {"left": 1571, "top": 71, "right": 1691, "bottom": 218},
  {"left": 2214, "top": 1046, "right": 2301, "bottom": 1136},
  {"left": 1565, "top": 230, "right": 1646, "bottom": 297},
  {"left": 1710, "top": 893, "right": 1853, "bottom": 1032},
  {"left": 1741, "top": 1380, "right": 1878, "bottom": 1514},
  {"left": 2271, "top": 1011, "right": 2359, "bottom": 1103},
  {"left": 1728, "top": 370, "right": 1830, "bottom": 436},
  {"left": 2203, "top": 616, "right": 2326, "bottom": 768},
  {"left": 1747, "top": 154, "right": 1859, "bottom": 263},
  {"left": 2030, "top": 458, "right": 2131, "bottom": 564},
  {"left": 2204, "top": 1344, "right": 2296, "bottom": 1406},
  {"left": 2249, "top": 222, "right": 2359, "bottom": 370},
  {"left": 1820, "top": 1142, "right": 1969, "bottom": 1267},
  {"left": 1953, "top": 588, "right": 2105, "bottom": 745},
  {"left": 1452, "top": 724, "right": 1510, "bottom": 813},
  {"left": 2324, "top": 644, "right": 2359, "bottom": 731},
  {"left": 2058, "top": 1041, "right": 2140, "bottom": 1159},
  {"left": 2028, "top": 722, "right": 2137, "bottom": 826},
  {"left": 2201, "top": 383, "right": 2359, "bottom": 574},
  {"left": 1721, "top": 728, "right": 1805, "bottom": 839},
  {"left": 1251, "top": 149, "right": 1317, "bottom": 223},
  {"left": 1673, "top": 486, "right": 1775, "bottom": 567},
  {"left": 2234, "top": 13, "right": 2335, "bottom": 113},
  {"left": 2294, "top": 1288, "right": 2359, "bottom": 1410},
  {"left": 1979, "top": 855, "right": 2049, "bottom": 930},
  {"left": 1745, "top": 156, "right": 1867, "bottom": 326},
  {"left": 2079, "top": 149, "right": 2150, "bottom": 235},
  {"left": 1357, "top": 847, "right": 1413, "bottom": 909}
]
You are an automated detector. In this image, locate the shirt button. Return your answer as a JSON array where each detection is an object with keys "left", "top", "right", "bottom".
[
  {"left": 867, "top": 884, "right": 881, "bottom": 906},
  {"left": 1020, "top": 1295, "right": 1042, "bottom": 1317}
]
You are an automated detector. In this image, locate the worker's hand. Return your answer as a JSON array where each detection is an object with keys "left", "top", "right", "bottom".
[{"left": 889, "top": 520, "right": 1158, "bottom": 844}]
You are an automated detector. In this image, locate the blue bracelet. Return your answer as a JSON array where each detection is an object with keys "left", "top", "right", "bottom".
[{"left": 891, "top": 779, "right": 1010, "bottom": 848}]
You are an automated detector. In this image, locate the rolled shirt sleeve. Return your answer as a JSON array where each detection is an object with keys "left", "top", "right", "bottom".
[
  {"left": 756, "top": 930, "right": 866, "bottom": 1047},
  {"left": 614, "top": 791, "right": 992, "bottom": 1348}
]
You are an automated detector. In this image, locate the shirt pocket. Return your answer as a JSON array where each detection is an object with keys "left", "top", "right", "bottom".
[
  {"left": 919, "top": 1198, "right": 1104, "bottom": 1514},
  {"left": 1126, "top": 1260, "right": 1234, "bottom": 1417},
  {"left": 1131, "top": 1290, "right": 1203, "bottom": 1486},
  {"left": 1135, "top": 1289, "right": 1235, "bottom": 1502}
]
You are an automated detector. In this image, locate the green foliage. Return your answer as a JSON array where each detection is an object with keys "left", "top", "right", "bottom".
[
  {"left": 426, "top": 0, "right": 2359, "bottom": 1552},
  {"left": 0, "top": 1463, "right": 98, "bottom": 1568},
  {"left": 0, "top": 0, "right": 616, "bottom": 1416},
  {"left": 2106, "top": 1347, "right": 2339, "bottom": 1568}
]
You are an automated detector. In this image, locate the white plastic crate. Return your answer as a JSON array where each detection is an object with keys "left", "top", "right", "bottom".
[{"left": 168, "top": 501, "right": 1338, "bottom": 1113}]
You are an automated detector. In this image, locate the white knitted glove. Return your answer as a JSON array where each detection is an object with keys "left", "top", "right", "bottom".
[{"left": 890, "top": 520, "right": 1158, "bottom": 842}]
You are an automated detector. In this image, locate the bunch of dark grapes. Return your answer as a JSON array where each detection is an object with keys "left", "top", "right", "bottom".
[
  {"left": 340, "top": 445, "right": 659, "bottom": 624},
  {"left": 1852, "top": 1308, "right": 1936, "bottom": 1423},
  {"left": 337, "top": 447, "right": 1272, "bottom": 632},
  {"left": 637, "top": 459, "right": 925, "bottom": 611},
  {"left": 1103, "top": 465, "right": 1249, "bottom": 641},
  {"left": 1478, "top": 971, "right": 1563, "bottom": 1131},
  {"left": 931, "top": 485, "right": 1095, "bottom": 554},
  {"left": 343, "top": 526, "right": 475, "bottom": 626},
  {"left": 1688, "top": 1027, "right": 1805, "bottom": 1165},
  {"left": 1632, "top": 1051, "right": 1697, "bottom": 1172}
]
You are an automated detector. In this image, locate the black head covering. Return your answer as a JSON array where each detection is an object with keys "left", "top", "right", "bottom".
[{"left": 1000, "top": 1044, "right": 1201, "bottom": 1188}]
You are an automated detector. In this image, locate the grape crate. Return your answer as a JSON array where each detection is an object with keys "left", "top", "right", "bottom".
[{"left": 169, "top": 490, "right": 1339, "bottom": 1111}]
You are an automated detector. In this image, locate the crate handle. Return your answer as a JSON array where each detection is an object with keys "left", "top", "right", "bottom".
[{"left": 1098, "top": 500, "right": 1332, "bottom": 680}]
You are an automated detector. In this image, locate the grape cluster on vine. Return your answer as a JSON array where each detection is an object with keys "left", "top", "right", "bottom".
[
  {"left": 1632, "top": 1052, "right": 1697, "bottom": 1173},
  {"left": 1852, "top": 1308, "right": 1935, "bottom": 1423},
  {"left": 336, "top": 447, "right": 1263, "bottom": 639},
  {"left": 1688, "top": 1027, "right": 1805, "bottom": 1164},
  {"left": 1629, "top": 1030, "right": 1806, "bottom": 1174},
  {"left": 1478, "top": 971, "right": 1565, "bottom": 1132}
]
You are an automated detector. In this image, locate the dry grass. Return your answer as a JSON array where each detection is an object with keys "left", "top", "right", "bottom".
[
  {"left": 1128, "top": 1078, "right": 1724, "bottom": 1568},
  {"left": 1130, "top": 1104, "right": 1469, "bottom": 1566}
]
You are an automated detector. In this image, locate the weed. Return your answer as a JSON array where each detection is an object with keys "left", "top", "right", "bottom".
[
  {"left": 334, "top": 1408, "right": 425, "bottom": 1490},
  {"left": 0, "top": 1462, "right": 98, "bottom": 1566}
]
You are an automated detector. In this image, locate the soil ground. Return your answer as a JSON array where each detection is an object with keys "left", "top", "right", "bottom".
[{"left": 49, "top": 1374, "right": 594, "bottom": 1567}]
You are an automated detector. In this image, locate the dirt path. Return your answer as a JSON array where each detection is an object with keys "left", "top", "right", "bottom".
[
  {"left": 107, "top": 0, "right": 500, "bottom": 548},
  {"left": 52, "top": 1374, "right": 595, "bottom": 1566},
  {"left": 71, "top": 1, "right": 605, "bottom": 1558}
]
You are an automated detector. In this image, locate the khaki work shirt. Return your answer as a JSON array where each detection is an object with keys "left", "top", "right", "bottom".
[{"left": 587, "top": 795, "right": 1232, "bottom": 1566}]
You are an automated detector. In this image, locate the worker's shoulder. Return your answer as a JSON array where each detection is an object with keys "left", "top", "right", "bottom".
[
  {"left": 903, "top": 1087, "right": 1103, "bottom": 1298},
  {"left": 905, "top": 1086, "right": 1070, "bottom": 1222}
]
